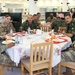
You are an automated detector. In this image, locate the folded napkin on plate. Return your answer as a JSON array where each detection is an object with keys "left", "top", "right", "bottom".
[
  {"left": 58, "top": 37, "right": 68, "bottom": 42},
  {"left": 45, "top": 38, "right": 67, "bottom": 44}
]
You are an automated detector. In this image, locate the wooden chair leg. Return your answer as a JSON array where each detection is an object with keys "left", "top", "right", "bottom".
[
  {"left": 48, "top": 67, "right": 52, "bottom": 75},
  {"left": 73, "top": 72, "right": 75, "bottom": 75},
  {"left": 58, "top": 63, "right": 61, "bottom": 75},
  {"left": 0, "top": 66, "right": 3, "bottom": 75},
  {"left": 30, "top": 72, "right": 33, "bottom": 75},
  {"left": 21, "top": 64, "right": 25, "bottom": 75}
]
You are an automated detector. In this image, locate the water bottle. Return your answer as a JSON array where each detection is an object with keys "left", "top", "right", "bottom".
[
  {"left": 10, "top": 28, "right": 13, "bottom": 35},
  {"left": 19, "top": 33, "right": 23, "bottom": 44},
  {"left": 52, "top": 29, "right": 54, "bottom": 34},
  {"left": 28, "top": 27, "right": 31, "bottom": 34},
  {"left": 15, "top": 35, "right": 19, "bottom": 44}
]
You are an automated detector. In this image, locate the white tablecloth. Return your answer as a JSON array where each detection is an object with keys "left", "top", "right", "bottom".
[{"left": 6, "top": 32, "right": 72, "bottom": 66}]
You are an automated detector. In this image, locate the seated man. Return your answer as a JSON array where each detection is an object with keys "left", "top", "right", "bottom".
[
  {"left": 0, "top": 15, "right": 15, "bottom": 35},
  {"left": 46, "top": 13, "right": 56, "bottom": 23},
  {"left": 33, "top": 14, "right": 40, "bottom": 25},
  {"left": 32, "top": 13, "right": 41, "bottom": 26},
  {"left": 63, "top": 13, "right": 75, "bottom": 42},
  {"left": 61, "top": 13, "right": 75, "bottom": 75},
  {"left": 36, "top": 12, "right": 41, "bottom": 24},
  {"left": 0, "top": 15, "right": 15, "bottom": 66},
  {"left": 21, "top": 14, "right": 40, "bottom": 32},
  {"left": 33, "top": 14, "right": 37, "bottom": 21}
]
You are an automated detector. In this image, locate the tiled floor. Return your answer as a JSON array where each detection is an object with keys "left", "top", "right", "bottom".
[
  {"left": 4, "top": 68, "right": 21, "bottom": 75},
  {"left": 4, "top": 68, "right": 49, "bottom": 75},
  {"left": 4, "top": 67, "right": 58, "bottom": 75}
]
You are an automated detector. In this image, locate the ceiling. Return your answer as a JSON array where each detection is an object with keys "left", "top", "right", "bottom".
[{"left": 0, "top": 0, "right": 74, "bottom": 6}]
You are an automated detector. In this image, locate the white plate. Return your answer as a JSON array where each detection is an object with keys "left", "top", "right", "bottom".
[{"left": 2, "top": 40, "right": 15, "bottom": 44}]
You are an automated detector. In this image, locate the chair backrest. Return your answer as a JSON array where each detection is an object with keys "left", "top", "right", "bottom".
[
  {"left": 30, "top": 41, "right": 53, "bottom": 70},
  {"left": 58, "top": 27, "right": 67, "bottom": 33},
  {"left": 40, "top": 25, "right": 51, "bottom": 32}
]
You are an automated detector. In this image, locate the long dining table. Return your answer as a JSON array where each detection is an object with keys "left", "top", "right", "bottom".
[{"left": 5, "top": 32, "right": 72, "bottom": 66}]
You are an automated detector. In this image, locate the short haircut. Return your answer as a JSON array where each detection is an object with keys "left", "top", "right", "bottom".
[
  {"left": 33, "top": 14, "right": 37, "bottom": 16},
  {"left": 27, "top": 14, "right": 32, "bottom": 17},
  {"left": 37, "top": 12, "right": 40, "bottom": 15},
  {"left": 5, "top": 14, "right": 11, "bottom": 18},
  {"left": 65, "top": 13, "right": 71, "bottom": 18},
  {"left": 50, "top": 13, "right": 53, "bottom": 15}
]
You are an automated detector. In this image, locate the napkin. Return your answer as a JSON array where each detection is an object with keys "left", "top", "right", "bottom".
[
  {"left": 45, "top": 39, "right": 66, "bottom": 44},
  {"left": 58, "top": 37, "right": 68, "bottom": 42}
]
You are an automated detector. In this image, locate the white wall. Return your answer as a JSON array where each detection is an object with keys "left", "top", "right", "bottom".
[
  {"left": 0, "top": 0, "right": 75, "bottom": 13},
  {"left": 0, "top": 0, "right": 75, "bottom": 22},
  {"left": 0, "top": 0, "right": 75, "bottom": 12}
]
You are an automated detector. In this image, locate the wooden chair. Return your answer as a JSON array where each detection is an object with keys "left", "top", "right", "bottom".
[
  {"left": 21, "top": 42, "right": 53, "bottom": 75},
  {"left": 58, "top": 62, "right": 75, "bottom": 75},
  {"left": 58, "top": 27, "right": 67, "bottom": 33},
  {"left": 40, "top": 25, "right": 51, "bottom": 32},
  {"left": 0, "top": 65, "right": 3, "bottom": 75}
]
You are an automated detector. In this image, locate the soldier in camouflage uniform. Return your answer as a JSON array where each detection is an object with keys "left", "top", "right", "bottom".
[
  {"left": 63, "top": 13, "right": 75, "bottom": 42},
  {"left": 46, "top": 13, "right": 56, "bottom": 23},
  {"left": 0, "top": 15, "right": 15, "bottom": 36},
  {"left": 0, "top": 15, "right": 15, "bottom": 66},
  {"left": 60, "top": 13, "right": 75, "bottom": 75},
  {"left": 61, "top": 13, "right": 75, "bottom": 61},
  {"left": 36, "top": 13, "right": 41, "bottom": 22},
  {"left": 21, "top": 15, "right": 40, "bottom": 31},
  {"left": 51, "top": 17, "right": 66, "bottom": 32}
]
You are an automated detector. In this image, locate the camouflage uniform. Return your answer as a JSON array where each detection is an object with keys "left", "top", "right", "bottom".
[
  {"left": 48, "top": 19, "right": 75, "bottom": 74},
  {"left": 66, "top": 20, "right": 75, "bottom": 42},
  {"left": 61, "top": 20, "right": 75, "bottom": 74},
  {"left": 22, "top": 20, "right": 40, "bottom": 31},
  {"left": 0, "top": 42, "right": 8, "bottom": 65},
  {"left": 61, "top": 50, "right": 75, "bottom": 62},
  {"left": 0, "top": 42, "right": 15, "bottom": 67},
  {"left": 61, "top": 41, "right": 75, "bottom": 62},
  {"left": 51, "top": 20, "right": 75, "bottom": 75},
  {"left": 61, "top": 20, "right": 75, "bottom": 62},
  {"left": 46, "top": 17, "right": 56, "bottom": 23},
  {"left": 0, "top": 22, "right": 15, "bottom": 66},
  {"left": 52, "top": 18, "right": 66, "bottom": 32},
  {"left": 0, "top": 22, "right": 15, "bottom": 36}
]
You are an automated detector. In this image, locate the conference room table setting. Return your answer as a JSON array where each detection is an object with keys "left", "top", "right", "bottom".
[{"left": 2, "top": 30, "right": 72, "bottom": 66}]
